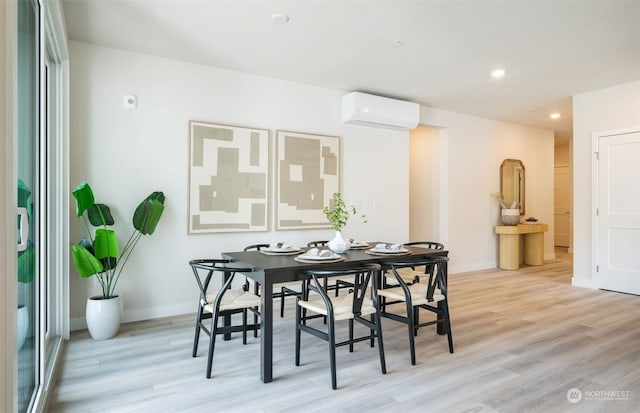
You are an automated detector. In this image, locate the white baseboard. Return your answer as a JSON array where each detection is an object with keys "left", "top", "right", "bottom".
[
  {"left": 70, "top": 302, "right": 194, "bottom": 332},
  {"left": 572, "top": 276, "right": 594, "bottom": 289},
  {"left": 449, "top": 261, "right": 497, "bottom": 275}
]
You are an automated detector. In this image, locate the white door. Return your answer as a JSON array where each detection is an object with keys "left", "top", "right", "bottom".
[
  {"left": 554, "top": 165, "right": 571, "bottom": 247},
  {"left": 597, "top": 130, "right": 640, "bottom": 295}
]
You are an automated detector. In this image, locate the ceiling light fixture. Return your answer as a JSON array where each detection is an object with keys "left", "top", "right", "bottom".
[
  {"left": 550, "top": 113, "right": 561, "bottom": 119},
  {"left": 490, "top": 68, "right": 506, "bottom": 78},
  {"left": 394, "top": 39, "right": 405, "bottom": 46},
  {"left": 271, "top": 13, "right": 290, "bottom": 24}
]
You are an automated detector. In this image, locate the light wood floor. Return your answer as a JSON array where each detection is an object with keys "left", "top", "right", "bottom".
[{"left": 49, "top": 249, "right": 639, "bottom": 413}]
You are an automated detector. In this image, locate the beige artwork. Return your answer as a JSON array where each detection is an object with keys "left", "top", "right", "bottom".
[
  {"left": 276, "top": 130, "right": 340, "bottom": 230},
  {"left": 188, "top": 121, "right": 269, "bottom": 233}
]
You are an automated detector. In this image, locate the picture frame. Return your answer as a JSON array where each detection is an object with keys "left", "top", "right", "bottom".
[
  {"left": 188, "top": 121, "right": 270, "bottom": 233},
  {"left": 275, "top": 130, "right": 341, "bottom": 230}
]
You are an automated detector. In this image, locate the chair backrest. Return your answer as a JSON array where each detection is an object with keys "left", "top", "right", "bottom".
[
  {"left": 404, "top": 241, "right": 444, "bottom": 250},
  {"left": 244, "top": 244, "right": 270, "bottom": 251},
  {"left": 301, "top": 263, "right": 382, "bottom": 317},
  {"left": 189, "top": 259, "right": 253, "bottom": 305},
  {"left": 307, "top": 240, "right": 328, "bottom": 248},
  {"left": 383, "top": 257, "right": 449, "bottom": 301}
]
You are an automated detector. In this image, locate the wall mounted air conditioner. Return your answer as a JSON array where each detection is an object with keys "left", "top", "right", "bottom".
[{"left": 341, "top": 92, "right": 420, "bottom": 131}]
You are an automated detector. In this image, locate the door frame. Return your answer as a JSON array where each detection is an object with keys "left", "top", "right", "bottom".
[
  {"left": 1, "top": 0, "right": 18, "bottom": 411},
  {"left": 591, "top": 127, "right": 640, "bottom": 290}
]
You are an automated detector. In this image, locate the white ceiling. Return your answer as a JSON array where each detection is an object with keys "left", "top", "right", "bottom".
[{"left": 61, "top": 0, "right": 640, "bottom": 145}]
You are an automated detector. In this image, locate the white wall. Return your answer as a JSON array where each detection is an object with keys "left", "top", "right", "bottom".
[
  {"left": 68, "top": 41, "right": 409, "bottom": 327},
  {"left": 572, "top": 80, "right": 640, "bottom": 288},
  {"left": 409, "top": 125, "right": 440, "bottom": 242},
  {"left": 420, "top": 107, "right": 556, "bottom": 273},
  {"left": 69, "top": 41, "right": 558, "bottom": 327}
]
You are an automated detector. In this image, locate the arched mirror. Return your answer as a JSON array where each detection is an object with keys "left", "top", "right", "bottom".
[{"left": 500, "top": 159, "right": 525, "bottom": 215}]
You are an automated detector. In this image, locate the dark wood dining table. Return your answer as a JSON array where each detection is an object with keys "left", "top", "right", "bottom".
[{"left": 222, "top": 242, "right": 448, "bottom": 383}]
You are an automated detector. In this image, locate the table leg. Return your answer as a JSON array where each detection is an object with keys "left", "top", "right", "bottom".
[
  {"left": 261, "top": 277, "right": 273, "bottom": 383},
  {"left": 498, "top": 233, "right": 521, "bottom": 270},
  {"left": 524, "top": 232, "right": 545, "bottom": 265}
]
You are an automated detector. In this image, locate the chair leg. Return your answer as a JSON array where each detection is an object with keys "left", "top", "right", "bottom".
[
  {"left": 280, "top": 287, "right": 286, "bottom": 318},
  {"left": 414, "top": 306, "right": 420, "bottom": 336},
  {"left": 370, "top": 314, "right": 375, "bottom": 348},
  {"left": 242, "top": 308, "right": 248, "bottom": 345},
  {"left": 328, "top": 317, "right": 337, "bottom": 390},
  {"left": 443, "top": 300, "right": 454, "bottom": 353},
  {"left": 374, "top": 312, "right": 386, "bottom": 374},
  {"left": 295, "top": 304, "right": 301, "bottom": 366},
  {"left": 192, "top": 307, "right": 203, "bottom": 357},
  {"left": 206, "top": 310, "right": 219, "bottom": 378},
  {"left": 406, "top": 301, "right": 417, "bottom": 365},
  {"left": 348, "top": 319, "right": 354, "bottom": 353},
  {"left": 254, "top": 282, "right": 260, "bottom": 337}
]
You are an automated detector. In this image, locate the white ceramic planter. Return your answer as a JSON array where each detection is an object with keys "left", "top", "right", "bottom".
[
  {"left": 17, "top": 305, "right": 28, "bottom": 351},
  {"left": 328, "top": 231, "right": 349, "bottom": 253},
  {"left": 86, "top": 295, "right": 122, "bottom": 340},
  {"left": 501, "top": 208, "right": 521, "bottom": 225}
]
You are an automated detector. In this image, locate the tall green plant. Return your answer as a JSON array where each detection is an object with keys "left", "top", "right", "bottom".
[
  {"left": 322, "top": 192, "right": 366, "bottom": 232},
  {"left": 71, "top": 181, "right": 166, "bottom": 298}
]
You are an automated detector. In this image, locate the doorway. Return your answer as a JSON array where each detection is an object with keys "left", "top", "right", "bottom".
[
  {"left": 594, "top": 129, "right": 640, "bottom": 295},
  {"left": 554, "top": 165, "right": 571, "bottom": 247}
]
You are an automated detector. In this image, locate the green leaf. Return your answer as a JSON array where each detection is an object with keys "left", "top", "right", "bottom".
[
  {"left": 17, "top": 179, "right": 32, "bottom": 209},
  {"left": 87, "top": 203, "right": 114, "bottom": 226},
  {"left": 17, "top": 243, "right": 35, "bottom": 283},
  {"left": 133, "top": 192, "right": 165, "bottom": 235},
  {"left": 71, "top": 244, "right": 104, "bottom": 277},
  {"left": 78, "top": 237, "right": 94, "bottom": 255},
  {"left": 94, "top": 228, "right": 119, "bottom": 259},
  {"left": 72, "top": 181, "right": 95, "bottom": 218}
]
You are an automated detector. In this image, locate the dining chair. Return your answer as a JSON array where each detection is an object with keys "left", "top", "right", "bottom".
[
  {"left": 189, "top": 259, "right": 261, "bottom": 378},
  {"left": 244, "top": 244, "right": 301, "bottom": 318},
  {"left": 378, "top": 256, "right": 453, "bottom": 365},
  {"left": 295, "top": 263, "right": 386, "bottom": 390},
  {"left": 380, "top": 241, "right": 444, "bottom": 312}
]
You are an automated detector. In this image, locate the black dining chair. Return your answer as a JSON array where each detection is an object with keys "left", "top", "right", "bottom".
[
  {"left": 295, "top": 263, "right": 386, "bottom": 390},
  {"left": 380, "top": 241, "right": 445, "bottom": 311},
  {"left": 378, "top": 256, "right": 453, "bottom": 365},
  {"left": 189, "top": 259, "right": 261, "bottom": 378},
  {"left": 244, "top": 244, "right": 301, "bottom": 318}
]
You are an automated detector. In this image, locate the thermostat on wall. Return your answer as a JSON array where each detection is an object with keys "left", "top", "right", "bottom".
[{"left": 123, "top": 94, "right": 137, "bottom": 109}]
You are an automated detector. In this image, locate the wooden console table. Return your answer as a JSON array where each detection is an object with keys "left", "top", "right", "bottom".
[{"left": 494, "top": 223, "right": 548, "bottom": 270}]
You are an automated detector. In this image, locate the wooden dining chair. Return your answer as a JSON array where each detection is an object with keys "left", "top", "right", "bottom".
[
  {"left": 378, "top": 256, "right": 453, "bottom": 365},
  {"left": 189, "top": 259, "right": 261, "bottom": 378},
  {"left": 295, "top": 263, "right": 386, "bottom": 390},
  {"left": 244, "top": 244, "right": 301, "bottom": 318}
]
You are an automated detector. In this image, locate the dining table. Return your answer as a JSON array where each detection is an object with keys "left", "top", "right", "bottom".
[{"left": 222, "top": 242, "right": 449, "bottom": 383}]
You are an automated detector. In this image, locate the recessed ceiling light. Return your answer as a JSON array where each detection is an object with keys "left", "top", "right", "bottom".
[
  {"left": 394, "top": 39, "right": 405, "bottom": 47},
  {"left": 550, "top": 113, "right": 561, "bottom": 119},
  {"left": 490, "top": 68, "right": 506, "bottom": 78},
  {"left": 271, "top": 13, "right": 290, "bottom": 24}
]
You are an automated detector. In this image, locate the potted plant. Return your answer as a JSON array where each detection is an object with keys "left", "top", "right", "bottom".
[
  {"left": 71, "top": 181, "right": 165, "bottom": 339},
  {"left": 17, "top": 179, "right": 34, "bottom": 351},
  {"left": 322, "top": 192, "right": 366, "bottom": 253},
  {"left": 493, "top": 192, "right": 520, "bottom": 225}
]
